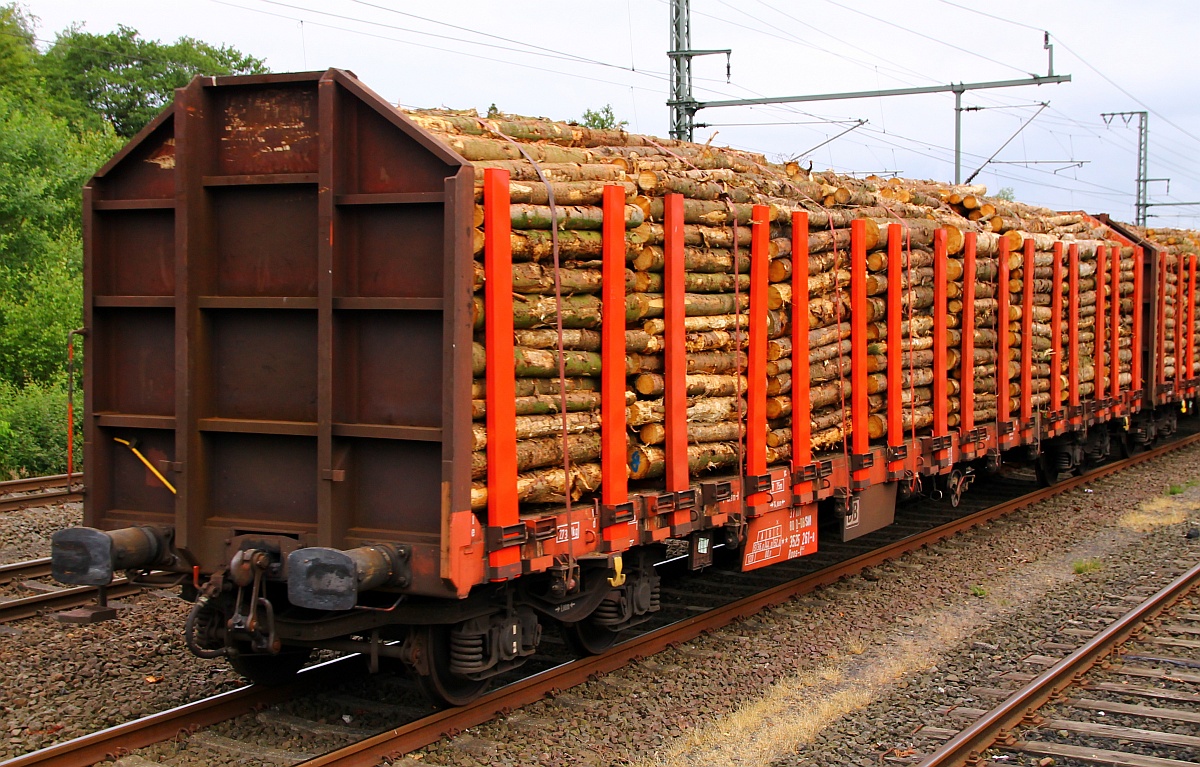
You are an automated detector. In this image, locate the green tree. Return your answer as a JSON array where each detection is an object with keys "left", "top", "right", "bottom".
[
  {"left": 0, "top": 5, "right": 42, "bottom": 104},
  {"left": 580, "top": 104, "right": 627, "bottom": 131},
  {"left": 995, "top": 187, "right": 1016, "bottom": 202},
  {"left": 39, "top": 24, "right": 268, "bottom": 137}
]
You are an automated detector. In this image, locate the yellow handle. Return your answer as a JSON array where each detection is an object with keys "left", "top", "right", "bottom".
[
  {"left": 113, "top": 438, "right": 177, "bottom": 495},
  {"left": 607, "top": 554, "right": 626, "bottom": 587}
]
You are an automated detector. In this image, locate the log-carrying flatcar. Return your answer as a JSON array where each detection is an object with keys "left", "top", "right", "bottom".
[{"left": 50, "top": 70, "right": 1200, "bottom": 705}]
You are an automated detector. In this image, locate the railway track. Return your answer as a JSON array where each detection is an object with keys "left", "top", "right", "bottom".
[
  {"left": 0, "top": 475, "right": 82, "bottom": 513},
  {"left": 4, "top": 432, "right": 1199, "bottom": 767},
  {"left": 917, "top": 561, "right": 1200, "bottom": 767}
]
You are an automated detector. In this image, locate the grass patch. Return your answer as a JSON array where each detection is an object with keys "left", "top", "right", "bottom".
[
  {"left": 1166, "top": 478, "right": 1200, "bottom": 495},
  {"left": 1120, "top": 496, "right": 1189, "bottom": 532},
  {"left": 1072, "top": 558, "right": 1102, "bottom": 574},
  {"left": 969, "top": 584, "right": 987, "bottom": 598}
]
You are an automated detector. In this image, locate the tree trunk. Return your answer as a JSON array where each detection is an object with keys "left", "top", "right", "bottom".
[
  {"left": 638, "top": 420, "right": 744, "bottom": 445},
  {"left": 470, "top": 433, "right": 604, "bottom": 478},
  {"left": 470, "top": 462, "right": 603, "bottom": 510},
  {"left": 633, "top": 373, "right": 746, "bottom": 397},
  {"left": 627, "top": 442, "right": 741, "bottom": 480},
  {"left": 626, "top": 396, "right": 743, "bottom": 427},
  {"left": 472, "top": 411, "right": 601, "bottom": 449},
  {"left": 471, "top": 390, "right": 607, "bottom": 420},
  {"left": 632, "top": 244, "right": 751, "bottom": 274}
]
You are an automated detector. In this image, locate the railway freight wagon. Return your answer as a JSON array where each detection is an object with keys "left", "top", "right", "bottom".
[{"left": 50, "top": 70, "right": 1200, "bottom": 705}]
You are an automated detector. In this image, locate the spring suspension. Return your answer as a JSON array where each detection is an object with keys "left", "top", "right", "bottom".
[
  {"left": 1055, "top": 451, "right": 1073, "bottom": 471},
  {"left": 448, "top": 626, "right": 487, "bottom": 675},
  {"left": 593, "top": 595, "right": 624, "bottom": 624}
]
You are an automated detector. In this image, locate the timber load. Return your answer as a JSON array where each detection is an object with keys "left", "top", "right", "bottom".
[{"left": 409, "top": 108, "right": 1134, "bottom": 513}]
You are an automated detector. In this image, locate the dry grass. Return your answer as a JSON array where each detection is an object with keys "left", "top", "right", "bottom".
[
  {"left": 635, "top": 628, "right": 962, "bottom": 767},
  {"left": 1120, "top": 496, "right": 1189, "bottom": 532}
]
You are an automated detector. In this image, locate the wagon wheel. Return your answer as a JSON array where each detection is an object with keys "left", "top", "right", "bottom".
[
  {"left": 227, "top": 646, "right": 311, "bottom": 686},
  {"left": 1033, "top": 451, "right": 1059, "bottom": 487},
  {"left": 560, "top": 615, "right": 621, "bottom": 656},
  {"left": 414, "top": 624, "right": 490, "bottom": 708},
  {"left": 947, "top": 469, "right": 966, "bottom": 508},
  {"left": 1116, "top": 429, "right": 1135, "bottom": 458}
]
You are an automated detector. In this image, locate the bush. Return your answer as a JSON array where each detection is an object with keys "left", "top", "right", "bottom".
[{"left": 0, "top": 377, "right": 81, "bottom": 478}]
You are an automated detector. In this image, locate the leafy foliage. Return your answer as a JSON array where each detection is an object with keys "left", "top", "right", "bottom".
[
  {"left": 0, "top": 377, "right": 79, "bottom": 478},
  {"left": 580, "top": 104, "right": 627, "bottom": 131},
  {"left": 0, "top": 4, "right": 264, "bottom": 475},
  {"left": 994, "top": 187, "right": 1016, "bottom": 202},
  {"left": 39, "top": 24, "right": 268, "bottom": 137}
]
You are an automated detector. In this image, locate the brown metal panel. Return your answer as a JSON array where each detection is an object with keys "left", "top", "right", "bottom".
[
  {"left": 209, "top": 187, "right": 319, "bottom": 296},
  {"left": 334, "top": 310, "right": 441, "bottom": 428},
  {"left": 317, "top": 74, "right": 339, "bottom": 549},
  {"left": 102, "top": 428, "right": 176, "bottom": 519},
  {"left": 444, "top": 167, "right": 476, "bottom": 531},
  {"left": 206, "top": 432, "right": 316, "bottom": 527},
  {"left": 209, "top": 309, "right": 317, "bottom": 422},
  {"left": 341, "top": 438, "right": 443, "bottom": 535},
  {"left": 92, "top": 114, "right": 176, "bottom": 201},
  {"left": 337, "top": 205, "right": 445, "bottom": 298},
  {"left": 94, "top": 210, "right": 175, "bottom": 297},
  {"left": 212, "top": 85, "right": 318, "bottom": 176},
  {"left": 93, "top": 309, "right": 176, "bottom": 416},
  {"left": 346, "top": 99, "right": 455, "bottom": 195},
  {"left": 175, "top": 76, "right": 217, "bottom": 554}
]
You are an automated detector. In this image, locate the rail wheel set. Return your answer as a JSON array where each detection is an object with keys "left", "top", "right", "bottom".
[{"left": 46, "top": 70, "right": 1200, "bottom": 706}]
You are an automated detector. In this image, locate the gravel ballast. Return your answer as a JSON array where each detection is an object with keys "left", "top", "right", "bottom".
[{"left": 2, "top": 442, "right": 1199, "bottom": 765}]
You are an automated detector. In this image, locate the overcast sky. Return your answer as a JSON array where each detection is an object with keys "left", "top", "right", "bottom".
[{"left": 23, "top": 0, "right": 1200, "bottom": 226}]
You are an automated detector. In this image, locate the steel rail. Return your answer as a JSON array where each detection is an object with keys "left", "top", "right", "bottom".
[
  {"left": 0, "top": 558, "right": 52, "bottom": 585},
  {"left": 297, "top": 431, "right": 1200, "bottom": 767},
  {"left": 0, "top": 657, "right": 362, "bottom": 767},
  {"left": 0, "top": 475, "right": 83, "bottom": 513},
  {"left": 0, "top": 579, "right": 143, "bottom": 624},
  {"left": 917, "top": 560, "right": 1200, "bottom": 766}
]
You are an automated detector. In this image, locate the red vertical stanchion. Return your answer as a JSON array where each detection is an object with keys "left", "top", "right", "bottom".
[
  {"left": 1068, "top": 244, "right": 1081, "bottom": 414},
  {"left": 600, "top": 184, "right": 631, "bottom": 548},
  {"left": 746, "top": 205, "right": 770, "bottom": 507},
  {"left": 1158, "top": 250, "right": 1167, "bottom": 388},
  {"left": 1020, "top": 239, "right": 1034, "bottom": 427},
  {"left": 483, "top": 168, "right": 520, "bottom": 579},
  {"left": 850, "top": 219, "right": 869, "bottom": 486},
  {"left": 932, "top": 228, "right": 948, "bottom": 439},
  {"left": 1096, "top": 245, "right": 1108, "bottom": 412},
  {"left": 997, "top": 236, "right": 1012, "bottom": 428},
  {"left": 1188, "top": 256, "right": 1197, "bottom": 386},
  {"left": 960, "top": 232, "right": 977, "bottom": 436},
  {"left": 1111, "top": 247, "right": 1121, "bottom": 404},
  {"left": 1178, "top": 250, "right": 1186, "bottom": 395},
  {"left": 1132, "top": 246, "right": 1143, "bottom": 396},
  {"left": 791, "top": 211, "right": 812, "bottom": 495},
  {"left": 1050, "top": 242, "right": 1064, "bottom": 418},
  {"left": 663, "top": 194, "right": 688, "bottom": 495},
  {"left": 886, "top": 223, "right": 903, "bottom": 468}
]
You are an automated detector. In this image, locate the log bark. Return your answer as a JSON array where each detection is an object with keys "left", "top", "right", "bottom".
[
  {"left": 472, "top": 411, "right": 601, "bottom": 449},
  {"left": 638, "top": 420, "right": 744, "bottom": 446},
  {"left": 470, "top": 433, "right": 603, "bottom": 479},
  {"left": 470, "top": 463, "right": 603, "bottom": 510}
]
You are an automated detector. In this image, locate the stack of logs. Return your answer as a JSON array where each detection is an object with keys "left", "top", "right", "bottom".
[
  {"left": 1143, "top": 228, "right": 1200, "bottom": 382},
  {"left": 416, "top": 109, "right": 1140, "bottom": 512}
]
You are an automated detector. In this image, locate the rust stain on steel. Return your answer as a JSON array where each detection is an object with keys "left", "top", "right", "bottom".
[
  {"left": 143, "top": 137, "right": 175, "bottom": 169},
  {"left": 218, "top": 88, "right": 317, "bottom": 174},
  {"left": 297, "top": 431, "right": 1200, "bottom": 767}
]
